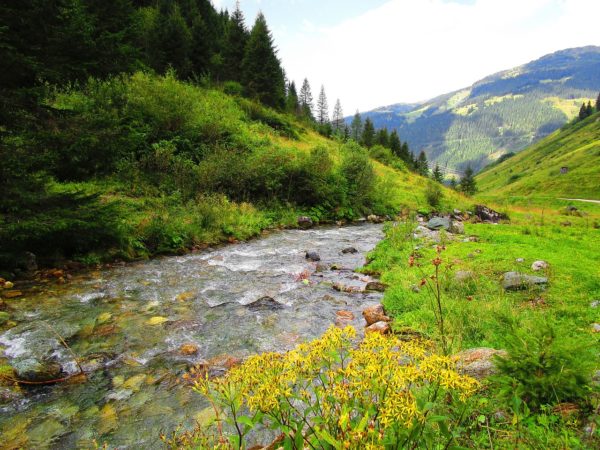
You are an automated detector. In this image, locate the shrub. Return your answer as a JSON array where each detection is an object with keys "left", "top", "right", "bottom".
[
  {"left": 340, "top": 142, "right": 375, "bottom": 213},
  {"left": 492, "top": 322, "right": 594, "bottom": 410},
  {"left": 425, "top": 180, "right": 444, "bottom": 209},
  {"left": 169, "top": 326, "right": 479, "bottom": 449}
]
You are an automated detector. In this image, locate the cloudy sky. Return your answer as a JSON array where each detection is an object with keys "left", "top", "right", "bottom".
[{"left": 212, "top": 0, "right": 600, "bottom": 113}]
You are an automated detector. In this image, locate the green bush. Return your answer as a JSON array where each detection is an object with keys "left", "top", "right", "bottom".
[
  {"left": 492, "top": 321, "right": 594, "bottom": 410},
  {"left": 340, "top": 142, "right": 376, "bottom": 213},
  {"left": 425, "top": 180, "right": 444, "bottom": 208}
]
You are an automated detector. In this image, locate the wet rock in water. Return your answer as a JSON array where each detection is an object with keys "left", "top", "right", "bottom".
[
  {"left": 305, "top": 251, "right": 321, "bottom": 262},
  {"left": 333, "top": 283, "right": 361, "bottom": 293},
  {"left": 502, "top": 272, "right": 548, "bottom": 291},
  {"left": 426, "top": 217, "right": 451, "bottom": 231},
  {"left": 315, "top": 263, "right": 327, "bottom": 273},
  {"left": 365, "top": 281, "right": 388, "bottom": 292},
  {"left": 474, "top": 205, "right": 508, "bottom": 223},
  {"left": 455, "top": 347, "right": 507, "bottom": 380},
  {"left": 454, "top": 271, "right": 474, "bottom": 283},
  {"left": 367, "top": 214, "right": 384, "bottom": 223},
  {"left": 365, "top": 321, "right": 391, "bottom": 335},
  {"left": 247, "top": 296, "right": 284, "bottom": 311},
  {"left": 531, "top": 260, "right": 549, "bottom": 271},
  {"left": 13, "top": 357, "right": 63, "bottom": 383},
  {"left": 362, "top": 304, "right": 391, "bottom": 326},
  {"left": 179, "top": 343, "right": 199, "bottom": 356},
  {"left": 336, "top": 310, "right": 354, "bottom": 321},
  {"left": 341, "top": 247, "right": 358, "bottom": 254},
  {"left": 297, "top": 216, "right": 313, "bottom": 229},
  {"left": 450, "top": 221, "right": 465, "bottom": 234}
]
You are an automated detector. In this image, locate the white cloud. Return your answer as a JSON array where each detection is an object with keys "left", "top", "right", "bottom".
[{"left": 276, "top": 0, "right": 600, "bottom": 113}]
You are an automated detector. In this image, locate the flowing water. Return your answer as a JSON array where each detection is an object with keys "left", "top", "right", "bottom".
[{"left": 0, "top": 224, "right": 384, "bottom": 448}]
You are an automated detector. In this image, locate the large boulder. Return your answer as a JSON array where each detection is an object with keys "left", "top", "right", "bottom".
[
  {"left": 455, "top": 347, "right": 507, "bottom": 380},
  {"left": 297, "top": 216, "right": 313, "bottom": 229},
  {"left": 362, "top": 304, "right": 391, "bottom": 326},
  {"left": 502, "top": 272, "right": 548, "bottom": 291},
  {"left": 13, "top": 358, "right": 63, "bottom": 383},
  {"left": 426, "top": 217, "right": 451, "bottom": 231}
]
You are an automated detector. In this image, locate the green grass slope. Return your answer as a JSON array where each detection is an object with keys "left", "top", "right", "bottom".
[{"left": 476, "top": 113, "right": 600, "bottom": 202}]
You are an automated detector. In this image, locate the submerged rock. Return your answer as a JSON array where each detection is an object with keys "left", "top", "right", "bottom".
[
  {"left": 341, "top": 247, "right": 358, "bottom": 254},
  {"left": 297, "top": 216, "right": 313, "bottom": 229},
  {"left": 455, "top": 347, "right": 507, "bottom": 380},
  {"left": 305, "top": 251, "right": 321, "bottom": 262},
  {"left": 501, "top": 272, "right": 548, "bottom": 290},
  {"left": 13, "top": 357, "right": 63, "bottom": 383},
  {"left": 362, "top": 304, "right": 391, "bottom": 326}
]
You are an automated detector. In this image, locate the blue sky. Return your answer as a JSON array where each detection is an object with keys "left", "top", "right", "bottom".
[{"left": 213, "top": 0, "right": 600, "bottom": 113}]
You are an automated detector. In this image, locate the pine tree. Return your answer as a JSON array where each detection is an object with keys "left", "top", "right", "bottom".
[
  {"left": 400, "top": 142, "right": 411, "bottom": 163},
  {"left": 432, "top": 164, "right": 444, "bottom": 183},
  {"left": 375, "top": 128, "right": 389, "bottom": 148},
  {"left": 460, "top": 166, "right": 477, "bottom": 196},
  {"left": 579, "top": 102, "right": 588, "bottom": 120},
  {"left": 596, "top": 92, "right": 600, "bottom": 113},
  {"left": 153, "top": 2, "right": 193, "bottom": 77},
  {"left": 286, "top": 81, "right": 299, "bottom": 114},
  {"left": 416, "top": 151, "right": 429, "bottom": 176},
  {"left": 361, "top": 118, "right": 375, "bottom": 148},
  {"left": 222, "top": 1, "right": 248, "bottom": 82},
  {"left": 299, "top": 78, "right": 314, "bottom": 120},
  {"left": 389, "top": 130, "right": 402, "bottom": 156},
  {"left": 586, "top": 101, "right": 594, "bottom": 117},
  {"left": 242, "top": 13, "right": 285, "bottom": 109},
  {"left": 332, "top": 99, "right": 344, "bottom": 131},
  {"left": 350, "top": 111, "right": 362, "bottom": 142},
  {"left": 317, "top": 85, "right": 329, "bottom": 125}
]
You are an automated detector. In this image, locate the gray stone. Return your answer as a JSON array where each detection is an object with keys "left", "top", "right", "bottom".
[
  {"left": 502, "top": 272, "right": 548, "bottom": 291},
  {"left": 426, "top": 217, "right": 451, "bottom": 231},
  {"left": 450, "top": 221, "right": 465, "bottom": 234},
  {"left": 246, "top": 296, "right": 284, "bottom": 311},
  {"left": 341, "top": 247, "right": 358, "bottom": 254},
  {"left": 365, "top": 281, "right": 388, "bottom": 292},
  {"left": 13, "top": 358, "right": 63, "bottom": 383},
  {"left": 455, "top": 271, "right": 474, "bottom": 282},
  {"left": 305, "top": 251, "right": 321, "bottom": 262},
  {"left": 590, "top": 300, "right": 600, "bottom": 308},
  {"left": 297, "top": 216, "right": 313, "bottom": 229},
  {"left": 456, "top": 347, "right": 507, "bottom": 380},
  {"left": 531, "top": 260, "right": 549, "bottom": 271}
]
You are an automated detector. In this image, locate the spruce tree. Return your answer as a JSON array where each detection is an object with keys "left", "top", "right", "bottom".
[
  {"left": 242, "top": 13, "right": 285, "bottom": 109},
  {"left": 596, "top": 92, "right": 600, "bottom": 113},
  {"left": 449, "top": 177, "right": 457, "bottom": 190},
  {"left": 579, "top": 102, "right": 588, "bottom": 120},
  {"left": 376, "top": 128, "right": 389, "bottom": 148},
  {"left": 332, "top": 99, "right": 344, "bottom": 131},
  {"left": 586, "top": 101, "right": 594, "bottom": 117},
  {"left": 416, "top": 151, "right": 429, "bottom": 176},
  {"left": 350, "top": 111, "right": 362, "bottom": 142},
  {"left": 432, "top": 164, "right": 444, "bottom": 183},
  {"left": 460, "top": 166, "right": 477, "bottom": 196},
  {"left": 222, "top": 1, "right": 248, "bottom": 82},
  {"left": 400, "top": 142, "right": 411, "bottom": 163},
  {"left": 317, "top": 85, "right": 329, "bottom": 125},
  {"left": 153, "top": 2, "right": 193, "bottom": 77},
  {"left": 286, "top": 81, "right": 299, "bottom": 115},
  {"left": 361, "top": 118, "right": 375, "bottom": 148},
  {"left": 299, "top": 78, "right": 314, "bottom": 120},
  {"left": 389, "top": 130, "right": 402, "bottom": 156}
]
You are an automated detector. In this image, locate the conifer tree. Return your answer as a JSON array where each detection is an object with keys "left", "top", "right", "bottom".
[
  {"left": 242, "top": 13, "right": 285, "bottom": 109},
  {"left": 586, "top": 101, "right": 594, "bottom": 117},
  {"left": 389, "top": 130, "right": 402, "bottom": 156},
  {"left": 286, "top": 81, "right": 299, "bottom": 114},
  {"left": 416, "top": 151, "right": 429, "bottom": 176},
  {"left": 432, "top": 163, "right": 444, "bottom": 183},
  {"left": 460, "top": 166, "right": 477, "bottom": 195},
  {"left": 361, "top": 117, "right": 375, "bottom": 148},
  {"left": 332, "top": 99, "right": 344, "bottom": 131},
  {"left": 449, "top": 177, "right": 457, "bottom": 190},
  {"left": 222, "top": 1, "right": 248, "bottom": 82},
  {"left": 317, "top": 85, "right": 329, "bottom": 125},
  {"left": 596, "top": 92, "right": 600, "bottom": 112},
  {"left": 400, "top": 142, "right": 411, "bottom": 163},
  {"left": 375, "top": 128, "right": 389, "bottom": 148},
  {"left": 156, "top": 3, "right": 192, "bottom": 77},
  {"left": 299, "top": 78, "right": 314, "bottom": 120},
  {"left": 350, "top": 111, "right": 362, "bottom": 142},
  {"left": 579, "top": 102, "right": 588, "bottom": 120}
]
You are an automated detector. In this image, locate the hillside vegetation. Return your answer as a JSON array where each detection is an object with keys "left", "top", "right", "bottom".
[
  {"left": 361, "top": 46, "right": 600, "bottom": 173},
  {"left": 476, "top": 112, "right": 600, "bottom": 202}
]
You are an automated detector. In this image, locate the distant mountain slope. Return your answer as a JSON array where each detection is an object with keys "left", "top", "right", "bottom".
[
  {"left": 475, "top": 113, "right": 600, "bottom": 199},
  {"left": 360, "top": 46, "right": 600, "bottom": 174}
]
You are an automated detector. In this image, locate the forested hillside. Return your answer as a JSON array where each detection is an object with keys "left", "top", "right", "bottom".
[
  {"left": 0, "top": 1, "right": 459, "bottom": 275},
  {"left": 360, "top": 46, "right": 600, "bottom": 174}
]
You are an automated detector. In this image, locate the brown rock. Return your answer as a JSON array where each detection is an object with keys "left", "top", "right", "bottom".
[
  {"left": 362, "top": 304, "right": 391, "bottom": 326},
  {"left": 336, "top": 310, "right": 354, "bottom": 321},
  {"left": 365, "top": 321, "right": 391, "bottom": 335},
  {"left": 365, "top": 281, "right": 388, "bottom": 292},
  {"left": 208, "top": 354, "right": 242, "bottom": 370},
  {"left": 3, "top": 290, "right": 23, "bottom": 299},
  {"left": 179, "top": 343, "right": 199, "bottom": 356},
  {"left": 455, "top": 347, "right": 507, "bottom": 380}
]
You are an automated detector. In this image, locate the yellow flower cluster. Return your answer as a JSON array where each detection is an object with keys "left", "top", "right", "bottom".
[{"left": 194, "top": 326, "right": 479, "bottom": 448}]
